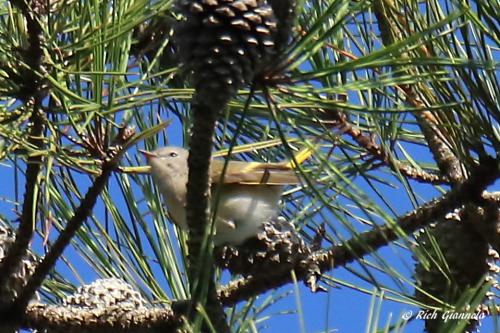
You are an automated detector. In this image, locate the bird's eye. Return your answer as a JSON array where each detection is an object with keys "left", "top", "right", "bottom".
[{"left": 169, "top": 152, "right": 178, "bottom": 157}]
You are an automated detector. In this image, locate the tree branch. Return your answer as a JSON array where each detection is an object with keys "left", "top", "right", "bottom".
[
  {"left": 186, "top": 99, "right": 229, "bottom": 333},
  {"left": 318, "top": 107, "right": 450, "bottom": 185},
  {"left": 0, "top": 0, "right": 45, "bottom": 295},
  {"left": 411, "top": 101, "right": 464, "bottom": 183},
  {"left": 7, "top": 158, "right": 118, "bottom": 316},
  {"left": 373, "top": 0, "right": 463, "bottom": 183},
  {"left": 219, "top": 157, "right": 499, "bottom": 305},
  {"left": 21, "top": 303, "right": 182, "bottom": 332}
]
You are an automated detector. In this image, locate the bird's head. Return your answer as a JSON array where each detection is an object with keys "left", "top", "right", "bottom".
[{"left": 140, "top": 146, "right": 189, "bottom": 185}]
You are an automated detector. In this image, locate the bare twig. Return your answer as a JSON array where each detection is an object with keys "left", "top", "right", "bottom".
[{"left": 319, "top": 107, "right": 449, "bottom": 184}]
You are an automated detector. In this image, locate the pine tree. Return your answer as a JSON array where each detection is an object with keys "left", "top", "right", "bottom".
[{"left": 0, "top": 0, "right": 498, "bottom": 332}]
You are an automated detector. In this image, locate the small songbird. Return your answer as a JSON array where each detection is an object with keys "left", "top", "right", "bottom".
[{"left": 141, "top": 146, "right": 311, "bottom": 245}]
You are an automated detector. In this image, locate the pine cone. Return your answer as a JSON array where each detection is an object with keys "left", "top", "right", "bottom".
[
  {"left": 0, "top": 225, "right": 38, "bottom": 306},
  {"left": 215, "top": 217, "right": 307, "bottom": 275},
  {"left": 414, "top": 212, "right": 491, "bottom": 333},
  {"left": 63, "top": 278, "right": 148, "bottom": 311},
  {"left": 42, "top": 279, "right": 155, "bottom": 333},
  {"left": 215, "top": 217, "right": 324, "bottom": 291},
  {"left": 174, "top": 0, "right": 278, "bottom": 106}
]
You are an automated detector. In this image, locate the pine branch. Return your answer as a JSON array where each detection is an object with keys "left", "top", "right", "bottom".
[
  {"left": 21, "top": 303, "right": 182, "bottom": 332},
  {"left": 373, "top": 0, "right": 463, "bottom": 183},
  {"left": 2, "top": 160, "right": 496, "bottom": 330},
  {"left": 1, "top": 122, "right": 141, "bottom": 319},
  {"left": 219, "top": 156, "right": 499, "bottom": 305},
  {"left": 318, "top": 107, "right": 450, "bottom": 184},
  {"left": 411, "top": 99, "right": 464, "bottom": 183},
  {"left": 7, "top": 161, "right": 117, "bottom": 317},
  {"left": 0, "top": 0, "right": 45, "bottom": 296},
  {"left": 186, "top": 99, "right": 229, "bottom": 333}
]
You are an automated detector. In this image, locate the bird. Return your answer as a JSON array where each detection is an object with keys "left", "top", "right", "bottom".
[{"left": 141, "top": 146, "right": 311, "bottom": 245}]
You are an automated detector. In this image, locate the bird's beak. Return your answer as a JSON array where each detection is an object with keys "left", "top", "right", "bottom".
[{"left": 139, "top": 149, "right": 157, "bottom": 160}]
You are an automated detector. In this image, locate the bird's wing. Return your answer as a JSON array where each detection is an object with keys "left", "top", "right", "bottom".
[{"left": 210, "top": 159, "right": 300, "bottom": 185}]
